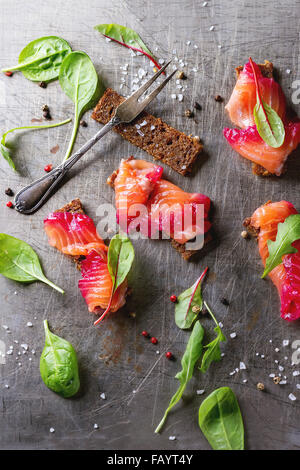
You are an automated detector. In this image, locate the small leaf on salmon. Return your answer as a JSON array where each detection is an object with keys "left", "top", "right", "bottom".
[
  {"left": 94, "top": 24, "right": 160, "bottom": 69},
  {"left": 262, "top": 214, "right": 300, "bottom": 278}
]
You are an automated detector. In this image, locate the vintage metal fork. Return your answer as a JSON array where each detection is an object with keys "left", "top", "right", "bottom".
[{"left": 14, "top": 60, "right": 176, "bottom": 214}]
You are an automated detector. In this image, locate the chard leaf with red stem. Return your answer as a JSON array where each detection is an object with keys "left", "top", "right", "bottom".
[
  {"left": 94, "top": 23, "right": 161, "bottom": 70},
  {"left": 250, "top": 57, "right": 285, "bottom": 148}
]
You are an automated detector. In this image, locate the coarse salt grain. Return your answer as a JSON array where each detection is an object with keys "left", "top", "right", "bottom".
[
  {"left": 296, "top": 384, "right": 300, "bottom": 389},
  {"left": 100, "top": 393, "right": 106, "bottom": 400},
  {"left": 293, "top": 371, "right": 300, "bottom": 377},
  {"left": 171, "top": 94, "right": 177, "bottom": 99},
  {"left": 49, "top": 427, "right": 55, "bottom": 433},
  {"left": 26, "top": 322, "right": 33, "bottom": 327},
  {"left": 150, "top": 125, "right": 155, "bottom": 131},
  {"left": 230, "top": 332, "right": 237, "bottom": 339},
  {"left": 178, "top": 94, "right": 183, "bottom": 102},
  {"left": 94, "top": 424, "right": 99, "bottom": 429},
  {"left": 275, "top": 348, "right": 280, "bottom": 352},
  {"left": 239, "top": 362, "right": 246, "bottom": 370},
  {"left": 2, "top": 325, "right": 9, "bottom": 330},
  {"left": 286, "top": 69, "right": 291, "bottom": 74},
  {"left": 169, "top": 436, "right": 176, "bottom": 441},
  {"left": 283, "top": 340, "right": 289, "bottom": 347},
  {"left": 197, "top": 390, "right": 205, "bottom": 395},
  {"left": 243, "top": 379, "right": 248, "bottom": 383},
  {"left": 209, "top": 26, "right": 215, "bottom": 31},
  {"left": 289, "top": 393, "right": 297, "bottom": 401}
]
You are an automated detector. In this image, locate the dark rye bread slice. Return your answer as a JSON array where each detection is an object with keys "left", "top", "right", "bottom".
[
  {"left": 56, "top": 198, "right": 85, "bottom": 270},
  {"left": 91, "top": 88, "right": 203, "bottom": 176},
  {"left": 107, "top": 170, "right": 210, "bottom": 260},
  {"left": 237, "top": 60, "right": 275, "bottom": 177}
]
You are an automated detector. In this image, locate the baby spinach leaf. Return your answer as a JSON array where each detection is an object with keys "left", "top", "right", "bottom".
[
  {"left": 2, "top": 36, "right": 72, "bottom": 82},
  {"left": 262, "top": 214, "right": 300, "bottom": 278},
  {"left": 155, "top": 321, "right": 204, "bottom": 433},
  {"left": 0, "top": 118, "right": 71, "bottom": 170},
  {"left": 198, "top": 387, "right": 244, "bottom": 450},
  {"left": 94, "top": 23, "right": 160, "bottom": 69},
  {"left": 250, "top": 57, "right": 285, "bottom": 148},
  {"left": 0, "top": 233, "right": 64, "bottom": 294},
  {"left": 94, "top": 233, "right": 134, "bottom": 326},
  {"left": 40, "top": 320, "right": 80, "bottom": 398},
  {"left": 175, "top": 267, "right": 208, "bottom": 329},
  {"left": 199, "top": 301, "right": 226, "bottom": 373},
  {"left": 59, "top": 51, "right": 104, "bottom": 161}
]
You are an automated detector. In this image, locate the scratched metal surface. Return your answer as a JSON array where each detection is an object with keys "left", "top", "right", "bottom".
[{"left": 0, "top": 0, "right": 299, "bottom": 451}]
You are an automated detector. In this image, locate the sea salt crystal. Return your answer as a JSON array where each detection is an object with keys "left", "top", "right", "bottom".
[
  {"left": 6, "top": 350, "right": 13, "bottom": 355},
  {"left": 105, "top": 38, "right": 111, "bottom": 43},
  {"left": 2, "top": 325, "right": 9, "bottom": 330},
  {"left": 94, "top": 424, "right": 99, "bottom": 429},
  {"left": 269, "top": 374, "right": 275, "bottom": 378},
  {"left": 171, "top": 94, "right": 177, "bottom": 99},
  {"left": 261, "top": 355, "right": 265, "bottom": 359},
  {"left": 194, "top": 45, "right": 198, "bottom": 49},
  {"left": 135, "top": 124, "right": 141, "bottom": 130},
  {"left": 209, "top": 26, "right": 215, "bottom": 31},
  {"left": 243, "top": 379, "right": 248, "bottom": 383},
  {"left": 186, "top": 41, "right": 191, "bottom": 46},
  {"left": 283, "top": 340, "right": 289, "bottom": 347},
  {"left": 5, "top": 384, "right": 9, "bottom": 389},
  {"left": 150, "top": 125, "right": 155, "bottom": 131},
  {"left": 100, "top": 393, "right": 106, "bottom": 400},
  {"left": 289, "top": 393, "right": 297, "bottom": 401},
  {"left": 137, "top": 130, "right": 144, "bottom": 137},
  {"left": 275, "top": 360, "right": 279, "bottom": 364},
  {"left": 279, "top": 380, "right": 287, "bottom": 385},
  {"left": 269, "top": 340, "right": 272, "bottom": 343},
  {"left": 178, "top": 94, "right": 183, "bottom": 102},
  {"left": 286, "top": 69, "right": 291, "bottom": 74},
  {"left": 158, "top": 59, "right": 165, "bottom": 65},
  {"left": 21, "top": 344, "right": 28, "bottom": 351},
  {"left": 230, "top": 332, "right": 237, "bottom": 339},
  {"left": 26, "top": 322, "right": 33, "bottom": 327},
  {"left": 203, "top": 1, "right": 208, "bottom": 5},
  {"left": 296, "top": 384, "right": 300, "bottom": 389},
  {"left": 239, "top": 362, "right": 246, "bottom": 370},
  {"left": 169, "top": 436, "right": 176, "bottom": 441},
  {"left": 293, "top": 371, "right": 300, "bottom": 377},
  {"left": 49, "top": 427, "right": 55, "bottom": 433},
  {"left": 219, "top": 322, "right": 224, "bottom": 328},
  {"left": 197, "top": 390, "right": 205, "bottom": 395},
  {"left": 229, "top": 370, "right": 236, "bottom": 376},
  {"left": 140, "top": 120, "right": 148, "bottom": 127},
  {"left": 181, "top": 165, "right": 187, "bottom": 170},
  {"left": 138, "top": 68, "right": 147, "bottom": 79},
  {"left": 275, "top": 348, "right": 280, "bottom": 352},
  {"left": 156, "top": 350, "right": 160, "bottom": 354}
]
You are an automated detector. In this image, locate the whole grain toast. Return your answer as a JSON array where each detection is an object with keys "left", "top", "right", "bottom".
[{"left": 91, "top": 88, "right": 203, "bottom": 176}]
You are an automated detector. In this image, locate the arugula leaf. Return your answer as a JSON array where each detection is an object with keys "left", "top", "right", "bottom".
[
  {"left": 262, "top": 214, "right": 300, "bottom": 278},
  {"left": 94, "top": 233, "right": 134, "bottom": 326},
  {"left": 59, "top": 51, "right": 104, "bottom": 161},
  {"left": 40, "top": 320, "right": 80, "bottom": 398},
  {"left": 0, "top": 233, "right": 64, "bottom": 293},
  {"left": 250, "top": 57, "right": 285, "bottom": 148},
  {"left": 198, "top": 387, "right": 244, "bottom": 450},
  {"left": 94, "top": 23, "right": 160, "bottom": 70},
  {"left": 175, "top": 267, "right": 208, "bottom": 329},
  {"left": 155, "top": 321, "right": 204, "bottom": 433},
  {"left": 2, "top": 36, "right": 72, "bottom": 82},
  {"left": 199, "top": 301, "right": 226, "bottom": 373},
  {"left": 0, "top": 118, "right": 71, "bottom": 170}
]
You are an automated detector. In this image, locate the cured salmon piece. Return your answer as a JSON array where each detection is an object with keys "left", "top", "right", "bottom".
[
  {"left": 224, "top": 121, "right": 300, "bottom": 175},
  {"left": 246, "top": 201, "right": 300, "bottom": 321},
  {"left": 112, "top": 158, "right": 211, "bottom": 246},
  {"left": 225, "top": 60, "right": 286, "bottom": 129},
  {"left": 78, "top": 250, "right": 127, "bottom": 314},
  {"left": 44, "top": 212, "right": 107, "bottom": 259}
]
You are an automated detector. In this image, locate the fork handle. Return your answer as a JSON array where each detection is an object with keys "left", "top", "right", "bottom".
[{"left": 14, "top": 116, "right": 121, "bottom": 214}]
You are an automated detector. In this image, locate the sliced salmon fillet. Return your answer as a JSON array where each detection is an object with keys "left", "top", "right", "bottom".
[
  {"left": 224, "top": 121, "right": 300, "bottom": 175},
  {"left": 44, "top": 212, "right": 107, "bottom": 258},
  {"left": 113, "top": 158, "right": 211, "bottom": 244},
  {"left": 248, "top": 201, "right": 300, "bottom": 321},
  {"left": 78, "top": 250, "right": 127, "bottom": 314},
  {"left": 225, "top": 59, "right": 286, "bottom": 129}
]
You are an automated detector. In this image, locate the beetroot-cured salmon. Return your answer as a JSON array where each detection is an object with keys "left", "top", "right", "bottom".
[
  {"left": 224, "top": 58, "right": 300, "bottom": 176},
  {"left": 78, "top": 250, "right": 127, "bottom": 313},
  {"left": 112, "top": 158, "right": 211, "bottom": 245},
  {"left": 44, "top": 212, "right": 107, "bottom": 258},
  {"left": 225, "top": 60, "right": 286, "bottom": 129},
  {"left": 224, "top": 121, "right": 300, "bottom": 176},
  {"left": 246, "top": 201, "right": 300, "bottom": 321}
]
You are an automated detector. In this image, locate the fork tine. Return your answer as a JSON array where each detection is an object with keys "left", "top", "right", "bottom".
[
  {"left": 135, "top": 68, "right": 177, "bottom": 111},
  {"left": 128, "top": 60, "right": 172, "bottom": 101}
]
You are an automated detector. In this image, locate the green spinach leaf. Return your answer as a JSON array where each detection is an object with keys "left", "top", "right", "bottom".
[
  {"left": 94, "top": 24, "right": 160, "bottom": 69},
  {"left": 250, "top": 57, "right": 285, "bottom": 148},
  {"left": 0, "top": 118, "right": 71, "bottom": 170},
  {"left": 262, "top": 214, "right": 300, "bottom": 278},
  {"left": 199, "top": 301, "right": 226, "bottom": 373},
  {"left": 155, "top": 321, "right": 204, "bottom": 433},
  {"left": 0, "top": 233, "right": 64, "bottom": 293},
  {"left": 198, "top": 387, "right": 244, "bottom": 450},
  {"left": 175, "top": 267, "right": 207, "bottom": 329},
  {"left": 40, "top": 320, "right": 80, "bottom": 398},
  {"left": 2, "top": 36, "right": 72, "bottom": 82},
  {"left": 59, "top": 51, "right": 104, "bottom": 161}
]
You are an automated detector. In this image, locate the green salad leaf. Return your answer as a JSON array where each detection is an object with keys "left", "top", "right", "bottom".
[
  {"left": 2, "top": 36, "right": 72, "bottom": 82},
  {"left": 40, "top": 320, "right": 80, "bottom": 398},
  {"left": 198, "top": 387, "right": 244, "bottom": 450},
  {"left": 94, "top": 24, "right": 160, "bottom": 69},
  {"left": 59, "top": 51, "right": 104, "bottom": 161},
  {"left": 250, "top": 57, "right": 285, "bottom": 148},
  {"left": 0, "top": 118, "right": 71, "bottom": 170},
  {"left": 199, "top": 302, "right": 226, "bottom": 373},
  {"left": 155, "top": 321, "right": 204, "bottom": 433},
  {"left": 0, "top": 233, "right": 64, "bottom": 293},
  {"left": 262, "top": 214, "right": 300, "bottom": 278},
  {"left": 175, "top": 267, "right": 207, "bottom": 329}
]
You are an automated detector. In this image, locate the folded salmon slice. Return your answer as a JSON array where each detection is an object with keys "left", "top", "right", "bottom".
[
  {"left": 225, "top": 60, "right": 286, "bottom": 129},
  {"left": 224, "top": 121, "right": 300, "bottom": 175},
  {"left": 78, "top": 250, "right": 127, "bottom": 313},
  {"left": 44, "top": 212, "right": 107, "bottom": 258},
  {"left": 248, "top": 201, "right": 300, "bottom": 321},
  {"left": 113, "top": 158, "right": 211, "bottom": 244}
]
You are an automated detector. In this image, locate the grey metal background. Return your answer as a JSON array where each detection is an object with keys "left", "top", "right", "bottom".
[{"left": 0, "top": 0, "right": 299, "bottom": 450}]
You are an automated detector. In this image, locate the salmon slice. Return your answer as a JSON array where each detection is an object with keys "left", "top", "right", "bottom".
[
  {"left": 113, "top": 158, "right": 211, "bottom": 244},
  {"left": 44, "top": 212, "right": 107, "bottom": 258},
  {"left": 78, "top": 250, "right": 127, "bottom": 314},
  {"left": 225, "top": 59, "right": 286, "bottom": 129},
  {"left": 224, "top": 121, "right": 300, "bottom": 175},
  {"left": 248, "top": 201, "right": 300, "bottom": 321}
]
